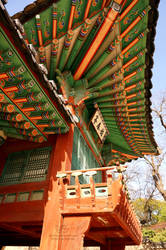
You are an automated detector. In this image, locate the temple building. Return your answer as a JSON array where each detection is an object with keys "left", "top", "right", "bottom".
[{"left": 0, "top": 0, "right": 160, "bottom": 249}]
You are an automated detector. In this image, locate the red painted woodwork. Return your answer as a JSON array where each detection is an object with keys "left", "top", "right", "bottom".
[
  {"left": 0, "top": 201, "right": 44, "bottom": 223},
  {"left": 111, "top": 244, "right": 125, "bottom": 250},
  {"left": 56, "top": 168, "right": 142, "bottom": 247},
  {"left": 0, "top": 127, "right": 75, "bottom": 246},
  {"left": 0, "top": 181, "right": 48, "bottom": 194},
  {"left": 0, "top": 135, "right": 58, "bottom": 172},
  {"left": 59, "top": 216, "right": 91, "bottom": 250},
  {"left": 40, "top": 125, "right": 74, "bottom": 250},
  {"left": 0, "top": 135, "right": 57, "bottom": 154},
  {"left": 100, "top": 240, "right": 111, "bottom": 250},
  {"left": 0, "top": 126, "right": 142, "bottom": 249},
  {"left": 100, "top": 240, "right": 125, "bottom": 250},
  {"left": 0, "top": 223, "right": 40, "bottom": 239}
]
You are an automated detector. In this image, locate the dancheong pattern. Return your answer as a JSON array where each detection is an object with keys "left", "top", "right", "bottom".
[{"left": 0, "top": 0, "right": 159, "bottom": 164}]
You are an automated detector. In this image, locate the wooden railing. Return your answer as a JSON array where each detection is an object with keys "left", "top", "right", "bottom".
[
  {"left": 56, "top": 166, "right": 142, "bottom": 245},
  {"left": 56, "top": 166, "right": 126, "bottom": 202}
]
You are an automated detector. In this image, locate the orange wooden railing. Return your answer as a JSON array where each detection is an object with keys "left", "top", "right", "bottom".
[{"left": 56, "top": 167, "right": 142, "bottom": 245}]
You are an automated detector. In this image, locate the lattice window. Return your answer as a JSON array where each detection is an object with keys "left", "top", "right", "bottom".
[
  {"left": 30, "top": 190, "right": 44, "bottom": 201},
  {"left": 71, "top": 127, "right": 102, "bottom": 183},
  {"left": 0, "top": 195, "right": 3, "bottom": 203},
  {"left": 4, "top": 193, "right": 16, "bottom": 203},
  {"left": 17, "top": 192, "right": 29, "bottom": 202},
  {"left": 0, "top": 147, "right": 51, "bottom": 186}
]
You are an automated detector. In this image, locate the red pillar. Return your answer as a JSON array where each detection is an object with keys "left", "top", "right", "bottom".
[
  {"left": 110, "top": 244, "right": 125, "bottom": 250},
  {"left": 40, "top": 125, "right": 74, "bottom": 250},
  {"left": 100, "top": 240, "right": 111, "bottom": 250},
  {"left": 100, "top": 240, "right": 125, "bottom": 250},
  {"left": 59, "top": 216, "right": 91, "bottom": 250}
]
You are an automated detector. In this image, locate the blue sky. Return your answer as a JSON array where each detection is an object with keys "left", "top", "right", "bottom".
[
  {"left": 151, "top": 1, "right": 166, "bottom": 95},
  {"left": 6, "top": 0, "right": 166, "bottom": 96}
]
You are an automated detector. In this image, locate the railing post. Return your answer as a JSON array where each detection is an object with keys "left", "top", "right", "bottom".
[
  {"left": 59, "top": 177, "right": 66, "bottom": 210},
  {"left": 84, "top": 171, "right": 97, "bottom": 207},
  {"left": 106, "top": 170, "right": 113, "bottom": 208},
  {"left": 71, "top": 171, "right": 82, "bottom": 208}
]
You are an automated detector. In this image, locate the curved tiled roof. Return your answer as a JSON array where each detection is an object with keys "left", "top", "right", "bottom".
[
  {"left": 1, "top": 0, "right": 160, "bottom": 163},
  {"left": 144, "top": 0, "right": 159, "bottom": 152},
  {"left": 0, "top": 4, "right": 70, "bottom": 143}
]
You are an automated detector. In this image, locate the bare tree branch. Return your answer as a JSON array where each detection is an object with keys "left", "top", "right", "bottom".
[
  {"left": 126, "top": 94, "right": 166, "bottom": 203},
  {"left": 152, "top": 95, "right": 166, "bottom": 131},
  {"left": 144, "top": 155, "right": 166, "bottom": 201}
]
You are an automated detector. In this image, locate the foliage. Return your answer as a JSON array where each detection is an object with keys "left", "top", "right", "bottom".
[
  {"left": 159, "top": 205, "right": 166, "bottom": 222},
  {"left": 143, "top": 228, "right": 166, "bottom": 243},
  {"left": 133, "top": 199, "right": 166, "bottom": 225},
  {"left": 133, "top": 198, "right": 166, "bottom": 243},
  {"left": 143, "top": 228, "right": 155, "bottom": 240}
]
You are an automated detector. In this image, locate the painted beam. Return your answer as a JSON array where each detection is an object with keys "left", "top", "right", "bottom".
[{"left": 74, "top": 0, "right": 125, "bottom": 80}]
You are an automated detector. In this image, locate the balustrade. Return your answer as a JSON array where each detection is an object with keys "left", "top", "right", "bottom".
[{"left": 56, "top": 165, "right": 142, "bottom": 245}]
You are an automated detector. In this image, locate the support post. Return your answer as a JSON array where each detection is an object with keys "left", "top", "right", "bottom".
[
  {"left": 59, "top": 216, "right": 91, "bottom": 250},
  {"left": 110, "top": 244, "right": 125, "bottom": 250},
  {"left": 100, "top": 239, "right": 125, "bottom": 250},
  {"left": 40, "top": 125, "right": 74, "bottom": 250}
]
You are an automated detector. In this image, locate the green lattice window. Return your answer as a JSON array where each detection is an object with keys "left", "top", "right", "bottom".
[
  {"left": 72, "top": 127, "right": 101, "bottom": 184},
  {"left": 0, "top": 147, "right": 51, "bottom": 186}
]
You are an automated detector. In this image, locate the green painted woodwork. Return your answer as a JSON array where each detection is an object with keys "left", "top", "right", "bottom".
[
  {"left": 30, "top": 190, "right": 44, "bottom": 201},
  {"left": 49, "top": 39, "right": 58, "bottom": 79},
  {"left": 72, "top": 1, "right": 88, "bottom": 29},
  {"left": 71, "top": 127, "right": 102, "bottom": 184},
  {"left": 0, "top": 89, "right": 47, "bottom": 142},
  {"left": 58, "top": 30, "right": 74, "bottom": 71},
  {"left": 56, "top": 0, "right": 72, "bottom": 38},
  {"left": 0, "top": 147, "right": 51, "bottom": 186},
  {"left": 0, "top": 0, "right": 158, "bottom": 163},
  {"left": 17, "top": 192, "right": 30, "bottom": 202},
  {"left": 24, "top": 18, "right": 39, "bottom": 47},
  {"left": 65, "top": 18, "right": 93, "bottom": 70},
  {"left": 4, "top": 193, "right": 16, "bottom": 203},
  {"left": 71, "top": 11, "right": 104, "bottom": 73},
  {"left": 0, "top": 26, "right": 69, "bottom": 142},
  {"left": 88, "top": 0, "right": 103, "bottom": 18},
  {"left": 38, "top": 7, "right": 53, "bottom": 45},
  {"left": 120, "top": 0, "right": 150, "bottom": 33},
  {"left": 84, "top": 35, "right": 121, "bottom": 80},
  {"left": 122, "top": 14, "right": 149, "bottom": 50}
]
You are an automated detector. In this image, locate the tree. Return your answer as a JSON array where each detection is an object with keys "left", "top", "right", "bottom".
[
  {"left": 144, "top": 155, "right": 166, "bottom": 201},
  {"left": 152, "top": 95, "right": 166, "bottom": 132},
  {"left": 144, "top": 94, "right": 166, "bottom": 201},
  {"left": 133, "top": 199, "right": 166, "bottom": 225},
  {"left": 125, "top": 93, "right": 166, "bottom": 202},
  {"left": 132, "top": 198, "right": 166, "bottom": 243},
  {"left": 124, "top": 94, "right": 166, "bottom": 245}
]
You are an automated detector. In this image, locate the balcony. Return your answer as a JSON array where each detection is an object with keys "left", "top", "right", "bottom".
[{"left": 56, "top": 167, "right": 142, "bottom": 247}]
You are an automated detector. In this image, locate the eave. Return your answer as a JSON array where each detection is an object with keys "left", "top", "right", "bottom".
[
  {"left": 0, "top": 4, "right": 70, "bottom": 143},
  {"left": 2, "top": 0, "right": 160, "bottom": 163}
]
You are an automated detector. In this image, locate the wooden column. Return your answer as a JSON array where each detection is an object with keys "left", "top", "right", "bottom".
[
  {"left": 59, "top": 216, "right": 91, "bottom": 250},
  {"left": 110, "top": 244, "right": 125, "bottom": 250},
  {"left": 100, "top": 239, "right": 125, "bottom": 250},
  {"left": 40, "top": 125, "right": 74, "bottom": 250}
]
